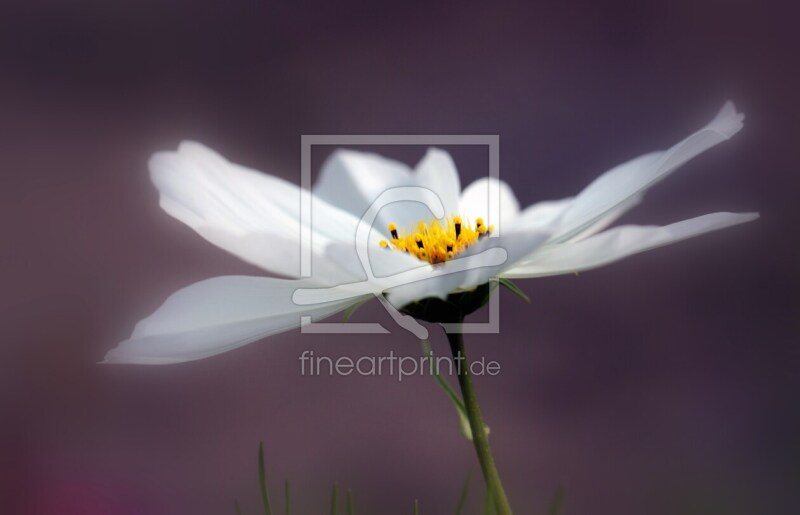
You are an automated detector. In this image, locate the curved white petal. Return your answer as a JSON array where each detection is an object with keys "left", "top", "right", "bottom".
[
  {"left": 503, "top": 212, "right": 758, "bottom": 279},
  {"left": 510, "top": 197, "right": 574, "bottom": 232},
  {"left": 509, "top": 194, "right": 639, "bottom": 243},
  {"left": 313, "top": 148, "right": 462, "bottom": 232},
  {"left": 567, "top": 193, "right": 643, "bottom": 242},
  {"left": 325, "top": 229, "right": 427, "bottom": 282},
  {"left": 150, "top": 142, "right": 363, "bottom": 281},
  {"left": 553, "top": 102, "right": 745, "bottom": 242},
  {"left": 313, "top": 149, "right": 412, "bottom": 218},
  {"left": 414, "top": 148, "right": 461, "bottom": 217},
  {"left": 459, "top": 177, "right": 520, "bottom": 231},
  {"left": 105, "top": 276, "right": 367, "bottom": 364}
]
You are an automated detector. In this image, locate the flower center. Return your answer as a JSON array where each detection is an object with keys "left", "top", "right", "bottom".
[{"left": 379, "top": 216, "right": 493, "bottom": 264}]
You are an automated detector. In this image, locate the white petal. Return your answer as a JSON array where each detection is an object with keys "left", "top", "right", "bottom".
[
  {"left": 315, "top": 236, "right": 457, "bottom": 306},
  {"left": 314, "top": 148, "right": 463, "bottom": 232},
  {"left": 414, "top": 148, "right": 461, "bottom": 217},
  {"left": 459, "top": 177, "right": 520, "bottom": 231},
  {"left": 553, "top": 102, "right": 745, "bottom": 241},
  {"left": 503, "top": 212, "right": 758, "bottom": 278},
  {"left": 313, "top": 149, "right": 412, "bottom": 219},
  {"left": 510, "top": 195, "right": 642, "bottom": 243},
  {"left": 510, "top": 197, "right": 574, "bottom": 231},
  {"left": 151, "top": 142, "right": 363, "bottom": 281},
  {"left": 567, "top": 193, "right": 643, "bottom": 242},
  {"left": 105, "top": 276, "right": 366, "bottom": 364},
  {"left": 325, "top": 231, "right": 426, "bottom": 282}
]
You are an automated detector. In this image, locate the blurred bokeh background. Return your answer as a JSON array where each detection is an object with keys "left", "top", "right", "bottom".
[{"left": 0, "top": 0, "right": 797, "bottom": 513}]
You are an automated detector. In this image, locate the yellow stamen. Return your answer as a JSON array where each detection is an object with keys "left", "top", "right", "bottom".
[{"left": 382, "top": 215, "right": 489, "bottom": 264}]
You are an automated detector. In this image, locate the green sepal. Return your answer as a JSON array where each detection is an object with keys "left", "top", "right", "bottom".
[
  {"left": 497, "top": 277, "right": 530, "bottom": 303},
  {"left": 342, "top": 298, "right": 371, "bottom": 322}
]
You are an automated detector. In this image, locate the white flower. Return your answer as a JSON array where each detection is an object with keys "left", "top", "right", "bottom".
[{"left": 105, "top": 102, "right": 757, "bottom": 364}]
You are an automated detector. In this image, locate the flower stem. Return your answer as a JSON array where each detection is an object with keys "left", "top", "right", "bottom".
[{"left": 446, "top": 325, "right": 513, "bottom": 515}]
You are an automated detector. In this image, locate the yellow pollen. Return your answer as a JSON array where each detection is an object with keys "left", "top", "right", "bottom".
[{"left": 383, "top": 216, "right": 491, "bottom": 264}]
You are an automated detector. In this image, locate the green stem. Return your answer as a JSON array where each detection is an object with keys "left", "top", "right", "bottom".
[{"left": 447, "top": 326, "right": 513, "bottom": 515}]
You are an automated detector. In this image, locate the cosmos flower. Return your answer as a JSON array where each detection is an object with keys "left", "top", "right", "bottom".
[{"left": 105, "top": 102, "right": 756, "bottom": 364}]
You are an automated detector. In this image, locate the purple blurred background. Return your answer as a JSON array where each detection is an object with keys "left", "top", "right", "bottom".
[{"left": 0, "top": 1, "right": 797, "bottom": 513}]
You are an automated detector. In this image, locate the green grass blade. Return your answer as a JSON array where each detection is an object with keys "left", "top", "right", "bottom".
[
  {"left": 421, "top": 341, "right": 467, "bottom": 413},
  {"left": 346, "top": 489, "right": 354, "bottom": 515},
  {"left": 258, "top": 443, "right": 273, "bottom": 515},
  {"left": 482, "top": 481, "right": 494, "bottom": 515},
  {"left": 284, "top": 479, "right": 290, "bottom": 515},
  {"left": 330, "top": 483, "right": 338, "bottom": 515},
  {"left": 547, "top": 483, "right": 566, "bottom": 515},
  {"left": 454, "top": 470, "right": 473, "bottom": 515},
  {"left": 413, "top": 499, "right": 419, "bottom": 515},
  {"left": 421, "top": 340, "right": 489, "bottom": 441},
  {"left": 234, "top": 499, "right": 243, "bottom": 515}
]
